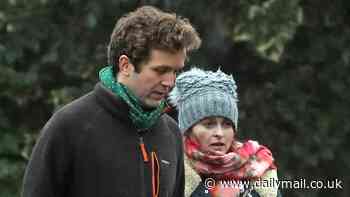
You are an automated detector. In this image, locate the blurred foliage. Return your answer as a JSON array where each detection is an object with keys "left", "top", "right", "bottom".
[{"left": 0, "top": 0, "right": 349, "bottom": 196}]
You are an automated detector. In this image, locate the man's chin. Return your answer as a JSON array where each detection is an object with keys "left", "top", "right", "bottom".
[{"left": 142, "top": 98, "right": 163, "bottom": 109}]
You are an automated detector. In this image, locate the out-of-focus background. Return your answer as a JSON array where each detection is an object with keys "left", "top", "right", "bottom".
[{"left": 0, "top": 0, "right": 349, "bottom": 196}]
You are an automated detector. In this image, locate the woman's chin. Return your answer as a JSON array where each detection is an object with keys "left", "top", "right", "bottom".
[{"left": 208, "top": 147, "right": 227, "bottom": 155}]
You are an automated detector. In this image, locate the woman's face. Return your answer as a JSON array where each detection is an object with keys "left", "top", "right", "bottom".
[{"left": 190, "top": 116, "right": 235, "bottom": 154}]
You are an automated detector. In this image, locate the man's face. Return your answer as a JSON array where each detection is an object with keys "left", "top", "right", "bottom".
[{"left": 120, "top": 49, "right": 186, "bottom": 108}]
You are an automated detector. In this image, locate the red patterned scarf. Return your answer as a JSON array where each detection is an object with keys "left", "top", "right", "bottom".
[{"left": 184, "top": 137, "right": 276, "bottom": 196}]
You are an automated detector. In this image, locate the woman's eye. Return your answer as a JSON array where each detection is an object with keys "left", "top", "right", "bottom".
[
  {"left": 223, "top": 121, "right": 233, "bottom": 128},
  {"left": 203, "top": 121, "right": 216, "bottom": 128}
]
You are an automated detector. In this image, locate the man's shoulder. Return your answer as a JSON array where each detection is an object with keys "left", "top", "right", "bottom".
[
  {"left": 56, "top": 91, "right": 96, "bottom": 117},
  {"left": 47, "top": 90, "right": 100, "bottom": 128},
  {"left": 160, "top": 113, "right": 180, "bottom": 134},
  {"left": 161, "top": 113, "right": 177, "bottom": 126}
]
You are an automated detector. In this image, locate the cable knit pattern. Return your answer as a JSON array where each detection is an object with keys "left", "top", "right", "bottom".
[
  {"left": 169, "top": 67, "right": 239, "bottom": 133},
  {"left": 169, "top": 67, "right": 238, "bottom": 105}
]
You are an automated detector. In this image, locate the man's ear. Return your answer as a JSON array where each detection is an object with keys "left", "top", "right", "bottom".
[{"left": 118, "top": 55, "right": 134, "bottom": 77}]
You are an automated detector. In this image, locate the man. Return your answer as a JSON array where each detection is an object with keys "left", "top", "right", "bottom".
[{"left": 22, "top": 6, "right": 201, "bottom": 197}]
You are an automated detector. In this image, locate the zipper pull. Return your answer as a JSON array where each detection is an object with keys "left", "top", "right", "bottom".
[{"left": 139, "top": 137, "right": 149, "bottom": 162}]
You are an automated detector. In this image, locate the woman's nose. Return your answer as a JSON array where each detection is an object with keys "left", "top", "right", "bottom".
[{"left": 212, "top": 124, "right": 224, "bottom": 138}]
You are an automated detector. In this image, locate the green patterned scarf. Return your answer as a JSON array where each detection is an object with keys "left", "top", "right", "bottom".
[{"left": 99, "top": 66, "right": 165, "bottom": 130}]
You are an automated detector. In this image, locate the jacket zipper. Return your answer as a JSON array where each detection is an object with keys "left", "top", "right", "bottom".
[
  {"left": 139, "top": 136, "right": 149, "bottom": 162},
  {"left": 138, "top": 130, "right": 149, "bottom": 197},
  {"left": 138, "top": 129, "right": 159, "bottom": 197}
]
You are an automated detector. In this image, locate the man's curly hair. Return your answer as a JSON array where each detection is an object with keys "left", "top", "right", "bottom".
[{"left": 107, "top": 6, "right": 201, "bottom": 74}]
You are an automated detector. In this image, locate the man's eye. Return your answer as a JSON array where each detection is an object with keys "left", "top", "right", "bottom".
[{"left": 154, "top": 68, "right": 169, "bottom": 74}]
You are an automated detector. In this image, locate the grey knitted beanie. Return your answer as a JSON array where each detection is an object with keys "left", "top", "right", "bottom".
[{"left": 168, "top": 67, "right": 238, "bottom": 133}]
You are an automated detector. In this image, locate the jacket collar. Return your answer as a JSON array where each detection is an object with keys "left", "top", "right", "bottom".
[{"left": 93, "top": 82, "right": 134, "bottom": 127}]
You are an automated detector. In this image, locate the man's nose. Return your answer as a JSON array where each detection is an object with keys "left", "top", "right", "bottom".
[{"left": 161, "top": 72, "right": 176, "bottom": 88}]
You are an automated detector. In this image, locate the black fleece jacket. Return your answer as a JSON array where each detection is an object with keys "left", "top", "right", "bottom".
[{"left": 22, "top": 83, "right": 184, "bottom": 197}]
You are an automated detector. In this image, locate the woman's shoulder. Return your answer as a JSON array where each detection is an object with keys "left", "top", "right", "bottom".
[
  {"left": 190, "top": 182, "right": 210, "bottom": 197},
  {"left": 185, "top": 156, "right": 202, "bottom": 197},
  {"left": 253, "top": 169, "right": 282, "bottom": 197}
]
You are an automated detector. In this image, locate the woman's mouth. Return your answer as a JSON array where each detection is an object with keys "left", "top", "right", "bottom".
[
  {"left": 210, "top": 142, "right": 225, "bottom": 147},
  {"left": 208, "top": 142, "right": 227, "bottom": 154}
]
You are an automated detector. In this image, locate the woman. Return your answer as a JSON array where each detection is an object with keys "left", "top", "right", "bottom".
[{"left": 169, "top": 68, "right": 281, "bottom": 197}]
